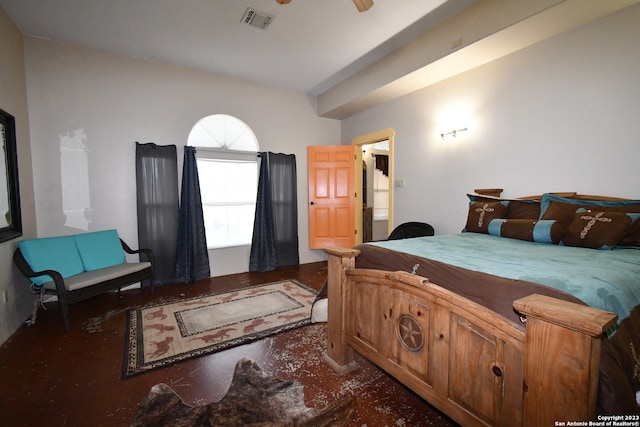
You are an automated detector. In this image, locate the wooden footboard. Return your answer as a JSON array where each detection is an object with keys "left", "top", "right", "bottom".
[{"left": 323, "top": 247, "right": 617, "bottom": 427}]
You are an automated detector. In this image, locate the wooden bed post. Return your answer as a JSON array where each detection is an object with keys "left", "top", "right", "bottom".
[
  {"left": 513, "top": 294, "right": 617, "bottom": 426},
  {"left": 322, "top": 247, "right": 361, "bottom": 374}
]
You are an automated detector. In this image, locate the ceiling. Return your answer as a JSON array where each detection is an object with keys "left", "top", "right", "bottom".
[
  {"left": 0, "top": 0, "right": 474, "bottom": 95},
  {"left": 2, "top": 0, "right": 637, "bottom": 119}
]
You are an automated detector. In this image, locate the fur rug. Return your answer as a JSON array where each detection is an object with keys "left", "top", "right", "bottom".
[{"left": 131, "top": 357, "right": 356, "bottom": 426}]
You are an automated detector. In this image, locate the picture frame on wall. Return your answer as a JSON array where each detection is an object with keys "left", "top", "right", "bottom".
[{"left": 0, "top": 108, "right": 22, "bottom": 243}]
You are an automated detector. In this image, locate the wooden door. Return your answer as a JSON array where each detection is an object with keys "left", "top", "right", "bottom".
[{"left": 308, "top": 145, "right": 355, "bottom": 249}]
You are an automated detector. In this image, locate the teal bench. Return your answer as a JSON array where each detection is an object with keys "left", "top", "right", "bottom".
[{"left": 13, "top": 229, "right": 154, "bottom": 331}]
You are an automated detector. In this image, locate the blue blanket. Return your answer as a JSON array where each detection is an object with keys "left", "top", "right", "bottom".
[{"left": 370, "top": 233, "right": 640, "bottom": 322}]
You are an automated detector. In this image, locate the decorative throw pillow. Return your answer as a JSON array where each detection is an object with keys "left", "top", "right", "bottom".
[
  {"left": 488, "top": 219, "right": 564, "bottom": 244},
  {"left": 539, "top": 193, "right": 640, "bottom": 246},
  {"left": 621, "top": 223, "right": 640, "bottom": 247},
  {"left": 465, "top": 201, "right": 506, "bottom": 234},
  {"left": 467, "top": 194, "right": 540, "bottom": 220},
  {"left": 505, "top": 200, "right": 541, "bottom": 221},
  {"left": 562, "top": 210, "right": 633, "bottom": 249}
]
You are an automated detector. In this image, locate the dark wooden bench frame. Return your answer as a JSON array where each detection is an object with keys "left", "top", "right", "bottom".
[{"left": 13, "top": 239, "right": 154, "bottom": 331}]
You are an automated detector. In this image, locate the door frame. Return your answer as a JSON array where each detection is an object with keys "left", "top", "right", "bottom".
[{"left": 352, "top": 128, "right": 395, "bottom": 244}]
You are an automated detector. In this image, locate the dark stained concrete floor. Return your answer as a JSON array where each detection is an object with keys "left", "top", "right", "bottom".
[{"left": 0, "top": 262, "right": 457, "bottom": 427}]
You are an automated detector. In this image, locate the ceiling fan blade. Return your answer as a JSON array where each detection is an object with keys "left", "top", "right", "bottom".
[{"left": 353, "top": 0, "right": 374, "bottom": 12}]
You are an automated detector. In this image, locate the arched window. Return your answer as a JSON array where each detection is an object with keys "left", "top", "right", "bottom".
[{"left": 187, "top": 114, "right": 259, "bottom": 249}]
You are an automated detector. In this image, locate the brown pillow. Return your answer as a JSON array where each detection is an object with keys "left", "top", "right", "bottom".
[
  {"left": 495, "top": 219, "right": 565, "bottom": 244},
  {"left": 621, "top": 223, "right": 640, "bottom": 247},
  {"left": 466, "top": 202, "right": 506, "bottom": 234},
  {"left": 562, "top": 210, "right": 632, "bottom": 249},
  {"left": 539, "top": 194, "right": 640, "bottom": 246},
  {"left": 505, "top": 200, "right": 541, "bottom": 220},
  {"left": 542, "top": 201, "right": 593, "bottom": 228},
  {"left": 467, "top": 194, "right": 540, "bottom": 220},
  {"left": 500, "top": 219, "right": 535, "bottom": 241}
]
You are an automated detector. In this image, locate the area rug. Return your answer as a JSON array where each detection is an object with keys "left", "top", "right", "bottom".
[
  {"left": 131, "top": 357, "right": 356, "bottom": 426},
  {"left": 123, "top": 280, "right": 318, "bottom": 378}
]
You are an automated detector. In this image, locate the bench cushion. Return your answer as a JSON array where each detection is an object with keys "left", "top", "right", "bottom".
[
  {"left": 19, "top": 236, "right": 85, "bottom": 286},
  {"left": 74, "top": 229, "right": 126, "bottom": 271},
  {"left": 42, "top": 262, "right": 152, "bottom": 291}
]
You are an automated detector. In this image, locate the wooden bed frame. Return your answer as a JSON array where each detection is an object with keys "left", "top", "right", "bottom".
[{"left": 322, "top": 246, "right": 618, "bottom": 427}]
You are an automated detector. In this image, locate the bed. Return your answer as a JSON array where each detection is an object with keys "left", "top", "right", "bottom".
[{"left": 321, "top": 191, "right": 640, "bottom": 427}]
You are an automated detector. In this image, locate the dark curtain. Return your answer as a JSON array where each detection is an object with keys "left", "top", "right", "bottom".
[
  {"left": 135, "top": 142, "right": 179, "bottom": 286},
  {"left": 249, "top": 152, "right": 299, "bottom": 272},
  {"left": 375, "top": 154, "right": 389, "bottom": 177},
  {"left": 175, "top": 146, "right": 210, "bottom": 283}
]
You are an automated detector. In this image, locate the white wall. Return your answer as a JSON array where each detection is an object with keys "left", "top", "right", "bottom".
[
  {"left": 0, "top": 7, "right": 37, "bottom": 344},
  {"left": 341, "top": 4, "right": 640, "bottom": 236},
  {"left": 5, "top": 3, "right": 639, "bottom": 344},
  {"left": 23, "top": 38, "right": 338, "bottom": 276}
]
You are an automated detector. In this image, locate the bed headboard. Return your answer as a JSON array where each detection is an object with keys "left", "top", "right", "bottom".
[{"left": 522, "top": 192, "right": 631, "bottom": 202}]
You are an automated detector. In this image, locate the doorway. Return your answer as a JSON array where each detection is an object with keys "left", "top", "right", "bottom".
[{"left": 352, "top": 128, "right": 395, "bottom": 244}]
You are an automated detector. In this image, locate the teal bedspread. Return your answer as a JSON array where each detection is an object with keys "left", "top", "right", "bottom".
[{"left": 370, "top": 233, "right": 640, "bottom": 322}]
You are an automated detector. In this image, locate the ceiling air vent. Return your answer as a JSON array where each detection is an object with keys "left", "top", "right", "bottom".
[{"left": 241, "top": 7, "right": 274, "bottom": 30}]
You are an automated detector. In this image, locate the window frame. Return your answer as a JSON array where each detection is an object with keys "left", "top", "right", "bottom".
[
  {"left": 187, "top": 113, "right": 260, "bottom": 250},
  {"left": 194, "top": 147, "right": 259, "bottom": 250}
]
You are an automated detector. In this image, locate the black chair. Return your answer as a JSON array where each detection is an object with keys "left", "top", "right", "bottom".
[{"left": 387, "top": 222, "right": 435, "bottom": 240}]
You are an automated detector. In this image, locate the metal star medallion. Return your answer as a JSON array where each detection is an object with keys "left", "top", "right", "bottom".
[{"left": 397, "top": 314, "right": 424, "bottom": 352}]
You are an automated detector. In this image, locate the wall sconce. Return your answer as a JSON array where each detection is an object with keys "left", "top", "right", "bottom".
[{"left": 440, "top": 127, "right": 468, "bottom": 141}]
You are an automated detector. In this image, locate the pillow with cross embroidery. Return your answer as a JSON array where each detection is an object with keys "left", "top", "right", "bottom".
[
  {"left": 465, "top": 201, "right": 506, "bottom": 234},
  {"left": 539, "top": 193, "right": 640, "bottom": 246},
  {"left": 562, "top": 209, "right": 635, "bottom": 249}
]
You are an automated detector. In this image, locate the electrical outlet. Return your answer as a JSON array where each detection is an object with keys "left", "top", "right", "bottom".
[{"left": 2, "top": 291, "right": 7, "bottom": 304}]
